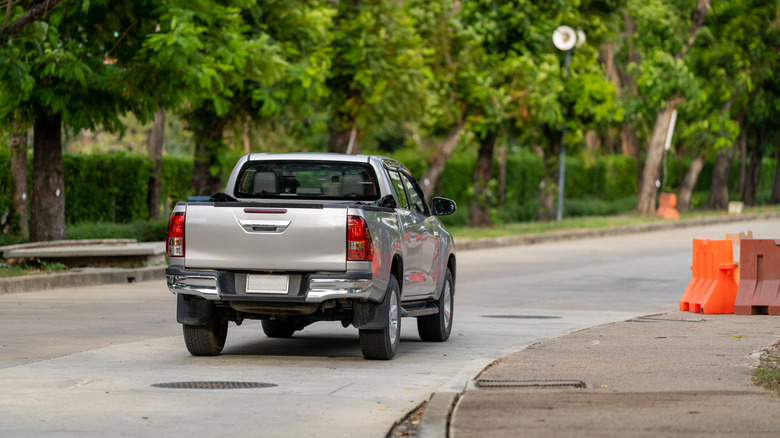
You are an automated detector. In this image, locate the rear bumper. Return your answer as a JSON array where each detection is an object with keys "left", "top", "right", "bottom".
[{"left": 166, "top": 267, "right": 379, "bottom": 303}]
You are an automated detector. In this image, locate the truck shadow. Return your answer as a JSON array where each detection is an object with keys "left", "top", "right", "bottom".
[{"left": 221, "top": 331, "right": 426, "bottom": 359}]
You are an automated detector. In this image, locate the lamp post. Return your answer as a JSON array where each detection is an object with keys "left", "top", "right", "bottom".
[{"left": 552, "top": 26, "right": 585, "bottom": 222}]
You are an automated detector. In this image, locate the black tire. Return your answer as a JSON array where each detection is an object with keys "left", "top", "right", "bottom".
[
  {"left": 262, "top": 319, "right": 296, "bottom": 338},
  {"left": 417, "top": 268, "right": 454, "bottom": 342},
  {"left": 359, "top": 276, "right": 401, "bottom": 360},
  {"left": 182, "top": 318, "right": 228, "bottom": 356}
]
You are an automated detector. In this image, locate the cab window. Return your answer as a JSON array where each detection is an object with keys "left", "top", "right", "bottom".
[
  {"left": 400, "top": 172, "right": 428, "bottom": 215},
  {"left": 387, "top": 170, "right": 410, "bottom": 209}
]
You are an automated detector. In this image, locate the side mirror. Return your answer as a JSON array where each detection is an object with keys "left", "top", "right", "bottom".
[{"left": 431, "top": 197, "right": 457, "bottom": 216}]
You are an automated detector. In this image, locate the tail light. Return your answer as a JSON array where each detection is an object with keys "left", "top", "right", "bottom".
[
  {"left": 167, "top": 212, "right": 185, "bottom": 257},
  {"left": 347, "top": 215, "right": 373, "bottom": 261}
]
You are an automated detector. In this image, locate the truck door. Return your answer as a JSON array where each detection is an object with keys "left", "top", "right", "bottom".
[
  {"left": 398, "top": 171, "right": 437, "bottom": 296},
  {"left": 388, "top": 170, "right": 421, "bottom": 296}
]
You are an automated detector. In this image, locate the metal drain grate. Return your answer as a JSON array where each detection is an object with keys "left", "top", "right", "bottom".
[
  {"left": 482, "top": 315, "right": 561, "bottom": 319},
  {"left": 476, "top": 379, "right": 586, "bottom": 389},
  {"left": 152, "top": 381, "right": 278, "bottom": 390}
]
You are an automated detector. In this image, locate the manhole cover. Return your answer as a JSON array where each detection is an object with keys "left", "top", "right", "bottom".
[
  {"left": 476, "top": 380, "right": 586, "bottom": 389},
  {"left": 482, "top": 315, "right": 561, "bottom": 319},
  {"left": 152, "top": 381, "right": 278, "bottom": 390}
]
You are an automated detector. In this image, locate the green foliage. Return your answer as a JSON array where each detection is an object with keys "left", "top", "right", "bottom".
[
  {"left": 754, "top": 352, "right": 780, "bottom": 394},
  {"left": 67, "top": 219, "right": 169, "bottom": 242},
  {"left": 0, "top": 258, "right": 67, "bottom": 278},
  {"left": 505, "top": 149, "right": 544, "bottom": 205},
  {"left": 0, "top": 0, "right": 161, "bottom": 130},
  {"left": 328, "top": 0, "right": 431, "bottom": 137},
  {"left": 161, "top": 155, "right": 194, "bottom": 205},
  {"left": 63, "top": 152, "right": 151, "bottom": 223},
  {"left": 564, "top": 196, "right": 637, "bottom": 217}
]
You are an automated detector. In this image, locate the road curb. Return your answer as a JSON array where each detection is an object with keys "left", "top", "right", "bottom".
[
  {"left": 0, "top": 266, "right": 165, "bottom": 295},
  {"left": 416, "top": 211, "right": 780, "bottom": 437},
  {"left": 455, "top": 212, "right": 780, "bottom": 251},
  {"left": 417, "top": 392, "right": 459, "bottom": 438}
]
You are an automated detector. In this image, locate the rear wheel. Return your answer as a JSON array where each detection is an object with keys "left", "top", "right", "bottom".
[
  {"left": 417, "top": 268, "right": 454, "bottom": 342},
  {"left": 359, "top": 276, "right": 401, "bottom": 360},
  {"left": 183, "top": 318, "right": 228, "bottom": 356},
  {"left": 262, "top": 319, "right": 296, "bottom": 338}
]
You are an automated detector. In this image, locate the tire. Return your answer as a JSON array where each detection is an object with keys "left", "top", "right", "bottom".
[
  {"left": 359, "top": 276, "right": 401, "bottom": 360},
  {"left": 417, "top": 268, "right": 454, "bottom": 342},
  {"left": 183, "top": 318, "right": 228, "bottom": 356},
  {"left": 262, "top": 319, "right": 296, "bottom": 338}
]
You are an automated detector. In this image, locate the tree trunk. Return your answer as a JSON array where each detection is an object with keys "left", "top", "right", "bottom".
[
  {"left": 537, "top": 172, "right": 556, "bottom": 221},
  {"left": 614, "top": 14, "right": 643, "bottom": 183},
  {"left": 738, "top": 128, "right": 747, "bottom": 195},
  {"left": 419, "top": 121, "right": 464, "bottom": 200},
  {"left": 30, "top": 111, "right": 67, "bottom": 242},
  {"left": 621, "top": 124, "right": 642, "bottom": 184},
  {"left": 743, "top": 137, "right": 762, "bottom": 207},
  {"left": 468, "top": 131, "right": 497, "bottom": 227},
  {"left": 10, "top": 109, "right": 29, "bottom": 237},
  {"left": 192, "top": 111, "right": 227, "bottom": 197},
  {"left": 636, "top": 98, "right": 683, "bottom": 215},
  {"left": 497, "top": 144, "right": 507, "bottom": 206},
  {"left": 771, "top": 148, "right": 780, "bottom": 204},
  {"left": 243, "top": 118, "right": 251, "bottom": 154},
  {"left": 677, "top": 154, "right": 706, "bottom": 213},
  {"left": 328, "top": 124, "right": 358, "bottom": 154},
  {"left": 147, "top": 108, "right": 165, "bottom": 221},
  {"left": 706, "top": 144, "right": 735, "bottom": 210}
]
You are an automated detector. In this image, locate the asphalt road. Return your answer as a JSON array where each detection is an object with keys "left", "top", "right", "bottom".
[{"left": 1, "top": 218, "right": 776, "bottom": 437}]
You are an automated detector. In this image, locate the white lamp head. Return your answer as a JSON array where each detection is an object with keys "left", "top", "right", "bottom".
[{"left": 552, "top": 26, "right": 577, "bottom": 51}]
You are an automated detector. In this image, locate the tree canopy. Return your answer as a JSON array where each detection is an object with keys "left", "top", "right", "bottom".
[{"left": 1, "top": 0, "right": 778, "bottom": 239}]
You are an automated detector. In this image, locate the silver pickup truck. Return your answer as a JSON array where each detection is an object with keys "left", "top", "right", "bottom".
[{"left": 166, "top": 153, "right": 457, "bottom": 360}]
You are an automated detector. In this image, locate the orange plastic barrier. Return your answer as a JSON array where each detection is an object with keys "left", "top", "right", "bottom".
[
  {"left": 656, "top": 193, "right": 680, "bottom": 220},
  {"left": 734, "top": 239, "right": 780, "bottom": 315},
  {"left": 679, "top": 239, "right": 738, "bottom": 314}
]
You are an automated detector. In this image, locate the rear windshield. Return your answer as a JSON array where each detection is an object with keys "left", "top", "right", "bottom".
[{"left": 233, "top": 160, "right": 381, "bottom": 201}]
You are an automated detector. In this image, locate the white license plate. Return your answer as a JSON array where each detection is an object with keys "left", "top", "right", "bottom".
[{"left": 246, "top": 275, "right": 289, "bottom": 294}]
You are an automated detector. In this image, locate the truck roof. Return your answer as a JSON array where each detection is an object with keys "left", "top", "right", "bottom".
[{"left": 241, "top": 153, "right": 407, "bottom": 171}]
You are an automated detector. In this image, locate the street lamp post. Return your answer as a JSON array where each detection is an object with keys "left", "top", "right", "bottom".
[{"left": 552, "top": 26, "right": 584, "bottom": 222}]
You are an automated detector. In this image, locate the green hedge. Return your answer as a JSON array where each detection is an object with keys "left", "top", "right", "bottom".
[
  {"left": 64, "top": 152, "right": 151, "bottom": 223},
  {"left": 0, "top": 146, "right": 775, "bottom": 232}
]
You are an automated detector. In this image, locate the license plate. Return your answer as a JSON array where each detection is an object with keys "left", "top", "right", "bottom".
[{"left": 246, "top": 275, "right": 289, "bottom": 294}]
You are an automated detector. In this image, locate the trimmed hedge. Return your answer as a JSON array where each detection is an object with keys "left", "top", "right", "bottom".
[{"left": 0, "top": 146, "right": 776, "bottom": 232}]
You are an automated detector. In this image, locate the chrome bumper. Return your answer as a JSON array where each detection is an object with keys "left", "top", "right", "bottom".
[{"left": 165, "top": 267, "right": 378, "bottom": 302}]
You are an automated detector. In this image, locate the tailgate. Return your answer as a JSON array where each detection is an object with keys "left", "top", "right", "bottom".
[{"left": 184, "top": 203, "right": 347, "bottom": 272}]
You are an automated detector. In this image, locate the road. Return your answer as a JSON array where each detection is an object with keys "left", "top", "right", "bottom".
[{"left": 0, "top": 219, "right": 776, "bottom": 437}]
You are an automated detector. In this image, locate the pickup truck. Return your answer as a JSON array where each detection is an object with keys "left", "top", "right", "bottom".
[{"left": 166, "top": 153, "right": 457, "bottom": 360}]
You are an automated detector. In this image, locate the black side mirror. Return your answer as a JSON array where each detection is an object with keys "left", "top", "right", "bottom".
[{"left": 431, "top": 197, "right": 457, "bottom": 216}]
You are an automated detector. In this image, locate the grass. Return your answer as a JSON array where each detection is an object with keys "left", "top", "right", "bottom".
[
  {"left": 753, "top": 348, "right": 780, "bottom": 394},
  {"left": 449, "top": 204, "right": 780, "bottom": 240},
  {"left": 0, "top": 258, "right": 68, "bottom": 278}
]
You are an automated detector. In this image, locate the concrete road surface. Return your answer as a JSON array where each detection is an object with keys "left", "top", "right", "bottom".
[{"left": 1, "top": 218, "right": 776, "bottom": 437}]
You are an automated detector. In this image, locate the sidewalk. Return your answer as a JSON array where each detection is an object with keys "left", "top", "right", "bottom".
[{"left": 448, "top": 310, "right": 780, "bottom": 437}]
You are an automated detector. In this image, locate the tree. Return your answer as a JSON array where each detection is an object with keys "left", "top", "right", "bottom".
[
  {"left": 9, "top": 109, "right": 29, "bottom": 237},
  {"left": 327, "top": 0, "right": 430, "bottom": 154},
  {"left": 134, "top": 0, "right": 333, "bottom": 196},
  {"left": 0, "top": 0, "right": 161, "bottom": 241},
  {"left": 631, "top": 0, "right": 711, "bottom": 215},
  {"left": 147, "top": 108, "right": 165, "bottom": 220}
]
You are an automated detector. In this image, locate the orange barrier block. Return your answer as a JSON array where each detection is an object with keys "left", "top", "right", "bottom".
[
  {"left": 679, "top": 239, "right": 708, "bottom": 311},
  {"left": 656, "top": 193, "right": 680, "bottom": 220},
  {"left": 734, "top": 239, "right": 780, "bottom": 315},
  {"left": 679, "top": 239, "right": 737, "bottom": 314}
]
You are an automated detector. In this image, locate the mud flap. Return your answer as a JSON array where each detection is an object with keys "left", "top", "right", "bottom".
[
  {"left": 353, "top": 293, "right": 390, "bottom": 329},
  {"left": 177, "top": 294, "right": 213, "bottom": 325}
]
